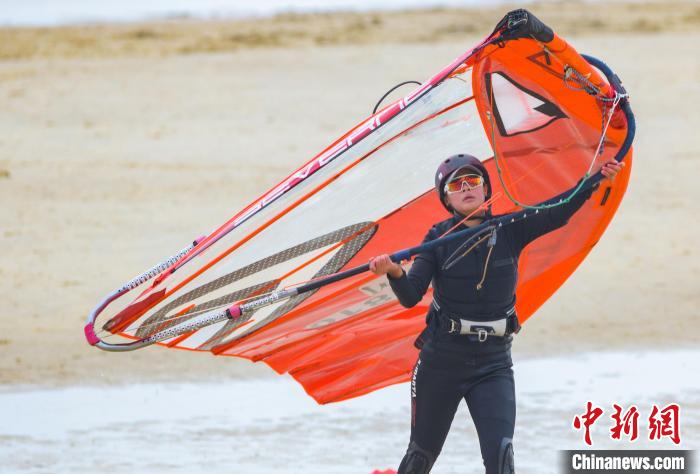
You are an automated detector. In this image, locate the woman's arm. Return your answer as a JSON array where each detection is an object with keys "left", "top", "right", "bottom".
[
  {"left": 508, "top": 160, "right": 624, "bottom": 249},
  {"left": 369, "top": 231, "right": 437, "bottom": 308}
]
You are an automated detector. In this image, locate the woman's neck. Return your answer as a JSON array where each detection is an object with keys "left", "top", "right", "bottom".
[
  {"left": 454, "top": 212, "right": 485, "bottom": 228},
  {"left": 464, "top": 217, "right": 484, "bottom": 228}
]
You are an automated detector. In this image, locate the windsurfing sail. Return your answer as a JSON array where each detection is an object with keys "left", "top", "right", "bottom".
[{"left": 85, "top": 10, "right": 634, "bottom": 404}]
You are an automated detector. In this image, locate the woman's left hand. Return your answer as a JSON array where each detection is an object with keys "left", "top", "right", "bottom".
[{"left": 600, "top": 160, "right": 625, "bottom": 181}]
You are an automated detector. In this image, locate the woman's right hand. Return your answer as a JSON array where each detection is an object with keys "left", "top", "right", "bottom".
[{"left": 369, "top": 254, "right": 404, "bottom": 278}]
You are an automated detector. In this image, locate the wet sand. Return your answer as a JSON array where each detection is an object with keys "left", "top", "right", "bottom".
[
  {"left": 2, "top": 349, "right": 698, "bottom": 473},
  {"left": 1, "top": 2, "right": 699, "bottom": 389}
]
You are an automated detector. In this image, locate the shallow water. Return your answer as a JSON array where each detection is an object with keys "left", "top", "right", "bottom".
[
  {"left": 1, "top": 0, "right": 644, "bottom": 27},
  {"left": 0, "top": 0, "right": 523, "bottom": 26},
  {"left": 1, "top": 349, "right": 698, "bottom": 473}
]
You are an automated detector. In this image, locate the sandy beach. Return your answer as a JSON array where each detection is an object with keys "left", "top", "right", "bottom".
[
  {"left": 2, "top": 1, "right": 699, "bottom": 388},
  {"left": 1, "top": 5, "right": 699, "bottom": 469}
]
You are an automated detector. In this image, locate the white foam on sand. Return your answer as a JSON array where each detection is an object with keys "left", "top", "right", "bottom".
[{"left": 1, "top": 349, "right": 698, "bottom": 473}]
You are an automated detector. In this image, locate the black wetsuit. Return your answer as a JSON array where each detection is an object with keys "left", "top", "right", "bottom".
[{"left": 388, "top": 186, "right": 595, "bottom": 474}]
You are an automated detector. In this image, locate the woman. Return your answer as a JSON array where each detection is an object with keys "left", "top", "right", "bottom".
[{"left": 369, "top": 154, "right": 624, "bottom": 474}]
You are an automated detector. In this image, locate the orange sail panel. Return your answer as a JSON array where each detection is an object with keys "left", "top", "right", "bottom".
[{"left": 101, "top": 33, "right": 632, "bottom": 404}]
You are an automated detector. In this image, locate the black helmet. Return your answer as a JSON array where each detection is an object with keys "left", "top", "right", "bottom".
[{"left": 434, "top": 154, "right": 491, "bottom": 211}]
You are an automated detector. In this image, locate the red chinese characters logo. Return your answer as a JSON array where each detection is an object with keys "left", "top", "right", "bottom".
[
  {"left": 610, "top": 404, "right": 639, "bottom": 441},
  {"left": 573, "top": 402, "right": 681, "bottom": 446},
  {"left": 648, "top": 403, "right": 681, "bottom": 445},
  {"left": 573, "top": 401, "right": 604, "bottom": 446}
]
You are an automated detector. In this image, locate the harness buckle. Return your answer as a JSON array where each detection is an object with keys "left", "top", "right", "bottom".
[
  {"left": 449, "top": 319, "right": 459, "bottom": 334},
  {"left": 477, "top": 329, "right": 488, "bottom": 342}
]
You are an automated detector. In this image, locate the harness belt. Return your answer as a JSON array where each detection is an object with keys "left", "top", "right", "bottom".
[{"left": 432, "top": 301, "right": 520, "bottom": 342}]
